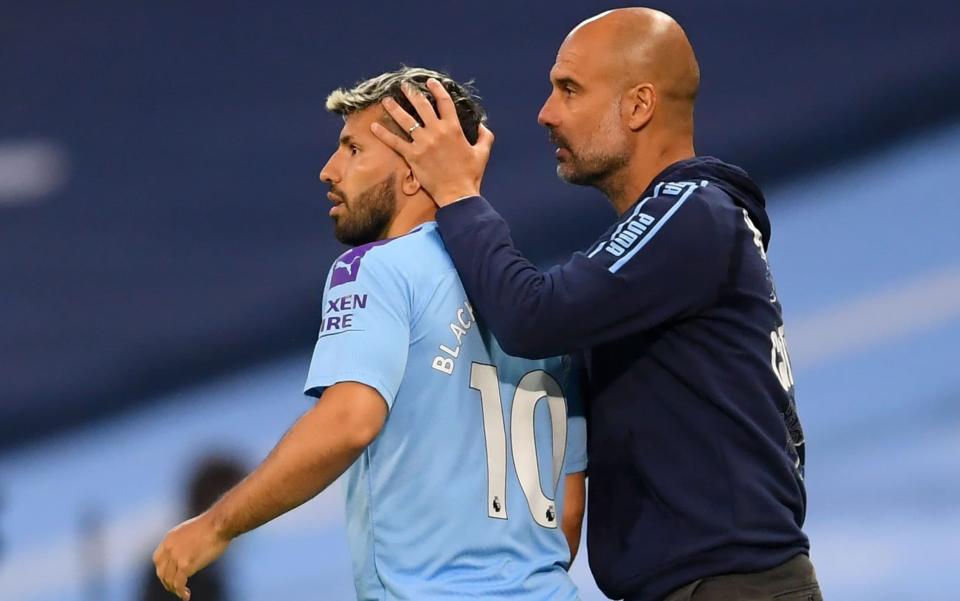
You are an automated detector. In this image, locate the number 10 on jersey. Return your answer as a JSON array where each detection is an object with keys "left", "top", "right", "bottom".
[{"left": 469, "top": 362, "right": 568, "bottom": 528}]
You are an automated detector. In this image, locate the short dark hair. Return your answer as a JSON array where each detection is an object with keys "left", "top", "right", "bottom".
[{"left": 326, "top": 66, "right": 486, "bottom": 143}]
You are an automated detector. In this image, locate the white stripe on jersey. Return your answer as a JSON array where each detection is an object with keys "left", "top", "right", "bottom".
[
  {"left": 608, "top": 182, "right": 703, "bottom": 273},
  {"left": 587, "top": 182, "right": 665, "bottom": 258}
]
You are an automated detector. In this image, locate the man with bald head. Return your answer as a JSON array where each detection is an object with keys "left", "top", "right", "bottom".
[{"left": 373, "top": 8, "right": 820, "bottom": 601}]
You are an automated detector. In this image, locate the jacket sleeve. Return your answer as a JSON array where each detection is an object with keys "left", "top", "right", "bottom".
[{"left": 434, "top": 182, "right": 729, "bottom": 358}]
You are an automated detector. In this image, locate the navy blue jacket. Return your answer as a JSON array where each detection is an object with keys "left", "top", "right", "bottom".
[{"left": 435, "top": 157, "right": 809, "bottom": 601}]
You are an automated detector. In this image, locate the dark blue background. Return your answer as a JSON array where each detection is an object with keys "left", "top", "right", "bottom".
[{"left": 3, "top": 0, "right": 959, "bottom": 448}]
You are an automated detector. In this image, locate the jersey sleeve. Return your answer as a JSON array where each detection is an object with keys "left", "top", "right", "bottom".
[
  {"left": 303, "top": 247, "right": 410, "bottom": 409},
  {"left": 434, "top": 181, "right": 730, "bottom": 359},
  {"left": 562, "top": 358, "right": 588, "bottom": 475}
]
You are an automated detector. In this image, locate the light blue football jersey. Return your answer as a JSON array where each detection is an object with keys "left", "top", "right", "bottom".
[{"left": 304, "top": 222, "right": 587, "bottom": 601}]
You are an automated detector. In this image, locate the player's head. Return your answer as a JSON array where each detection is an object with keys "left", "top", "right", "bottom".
[
  {"left": 320, "top": 67, "right": 486, "bottom": 246},
  {"left": 538, "top": 8, "right": 699, "bottom": 190}
]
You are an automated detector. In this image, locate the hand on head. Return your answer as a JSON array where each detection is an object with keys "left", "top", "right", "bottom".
[{"left": 370, "top": 78, "right": 495, "bottom": 208}]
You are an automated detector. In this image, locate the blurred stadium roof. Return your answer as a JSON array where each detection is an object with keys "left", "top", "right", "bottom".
[{"left": 2, "top": 0, "right": 959, "bottom": 449}]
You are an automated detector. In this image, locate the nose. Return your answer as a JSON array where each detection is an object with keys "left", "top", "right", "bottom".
[
  {"left": 319, "top": 154, "right": 339, "bottom": 186},
  {"left": 537, "top": 92, "right": 559, "bottom": 129}
]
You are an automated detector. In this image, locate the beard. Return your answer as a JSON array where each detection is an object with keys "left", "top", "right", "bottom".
[
  {"left": 556, "top": 142, "right": 629, "bottom": 187},
  {"left": 551, "top": 101, "right": 629, "bottom": 187},
  {"left": 331, "top": 174, "right": 397, "bottom": 246}
]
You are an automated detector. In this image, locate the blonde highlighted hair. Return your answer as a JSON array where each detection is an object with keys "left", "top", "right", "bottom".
[{"left": 326, "top": 66, "right": 486, "bottom": 143}]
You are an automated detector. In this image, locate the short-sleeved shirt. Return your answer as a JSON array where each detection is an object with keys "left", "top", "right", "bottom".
[{"left": 304, "top": 222, "right": 587, "bottom": 601}]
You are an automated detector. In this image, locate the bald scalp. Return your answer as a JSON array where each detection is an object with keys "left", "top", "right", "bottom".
[{"left": 568, "top": 8, "right": 699, "bottom": 108}]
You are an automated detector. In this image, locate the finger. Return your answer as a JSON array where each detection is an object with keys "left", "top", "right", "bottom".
[
  {"left": 427, "top": 78, "right": 457, "bottom": 121},
  {"left": 153, "top": 549, "right": 167, "bottom": 586},
  {"left": 380, "top": 96, "right": 420, "bottom": 134},
  {"left": 157, "top": 571, "right": 174, "bottom": 593},
  {"left": 475, "top": 124, "right": 495, "bottom": 153},
  {"left": 173, "top": 570, "right": 189, "bottom": 599},
  {"left": 154, "top": 558, "right": 169, "bottom": 593},
  {"left": 158, "top": 555, "right": 178, "bottom": 594},
  {"left": 401, "top": 82, "right": 440, "bottom": 126},
  {"left": 370, "top": 122, "right": 413, "bottom": 158}
]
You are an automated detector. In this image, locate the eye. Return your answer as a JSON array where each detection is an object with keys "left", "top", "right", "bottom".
[
  {"left": 562, "top": 85, "right": 576, "bottom": 97},
  {"left": 349, "top": 144, "right": 360, "bottom": 156}
]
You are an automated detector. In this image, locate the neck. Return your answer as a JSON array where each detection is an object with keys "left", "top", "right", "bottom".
[
  {"left": 603, "top": 136, "right": 695, "bottom": 216},
  {"left": 385, "top": 195, "right": 436, "bottom": 238}
]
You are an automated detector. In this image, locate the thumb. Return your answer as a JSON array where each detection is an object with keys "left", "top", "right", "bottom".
[{"left": 475, "top": 124, "right": 495, "bottom": 155}]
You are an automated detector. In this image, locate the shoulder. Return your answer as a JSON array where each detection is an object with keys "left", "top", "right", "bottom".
[
  {"left": 370, "top": 223, "right": 456, "bottom": 281},
  {"left": 590, "top": 180, "right": 732, "bottom": 265},
  {"left": 644, "top": 179, "right": 745, "bottom": 245},
  {"left": 325, "top": 238, "right": 399, "bottom": 291},
  {"left": 326, "top": 223, "right": 454, "bottom": 290},
  {"left": 641, "top": 179, "right": 735, "bottom": 224}
]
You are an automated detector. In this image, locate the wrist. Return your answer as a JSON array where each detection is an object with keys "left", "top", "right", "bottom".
[
  {"left": 433, "top": 187, "right": 480, "bottom": 208},
  {"left": 203, "top": 506, "right": 236, "bottom": 541}
]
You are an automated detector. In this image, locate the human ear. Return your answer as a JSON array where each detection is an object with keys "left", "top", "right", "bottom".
[{"left": 626, "top": 83, "right": 656, "bottom": 131}]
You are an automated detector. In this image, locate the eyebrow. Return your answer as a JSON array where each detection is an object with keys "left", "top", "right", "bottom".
[
  {"left": 553, "top": 75, "right": 581, "bottom": 89},
  {"left": 339, "top": 134, "right": 355, "bottom": 146}
]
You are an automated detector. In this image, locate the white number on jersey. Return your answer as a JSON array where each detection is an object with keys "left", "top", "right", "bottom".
[{"left": 470, "top": 363, "right": 567, "bottom": 528}]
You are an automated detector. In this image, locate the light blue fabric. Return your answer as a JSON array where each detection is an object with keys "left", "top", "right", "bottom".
[{"left": 305, "top": 222, "right": 587, "bottom": 601}]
